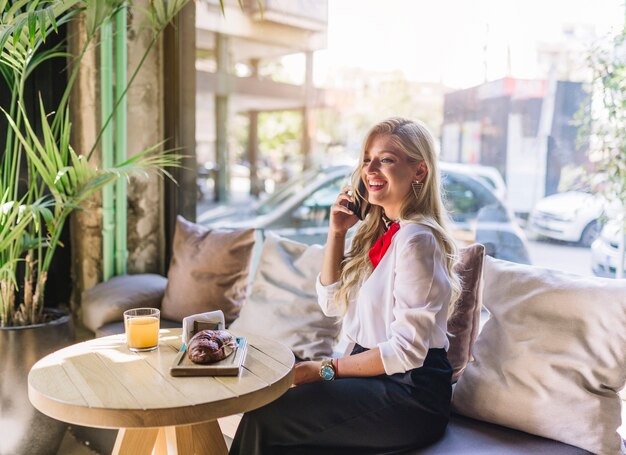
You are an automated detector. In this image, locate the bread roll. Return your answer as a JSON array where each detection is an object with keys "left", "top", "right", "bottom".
[{"left": 187, "top": 329, "right": 237, "bottom": 364}]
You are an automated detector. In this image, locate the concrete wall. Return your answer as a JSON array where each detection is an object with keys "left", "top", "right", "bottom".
[
  {"left": 69, "top": 1, "right": 166, "bottom": 315},
  {"left": 126, "top": 2, "right": 166, "bottom": 275},
  {"left": 68, "top": 13, "right": 102, "bottom": 314}
]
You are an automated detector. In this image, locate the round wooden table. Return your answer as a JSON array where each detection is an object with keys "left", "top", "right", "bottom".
[{"left": 28, "top": 328, "right": 295, "bottom": 455}]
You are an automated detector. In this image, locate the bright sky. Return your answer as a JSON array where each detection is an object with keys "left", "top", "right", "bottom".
[{"left": 313, "top": 0, "right": 625, "bottom": 88}]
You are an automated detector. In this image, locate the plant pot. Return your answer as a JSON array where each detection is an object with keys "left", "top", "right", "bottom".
[{"left": 0, "top": 308, "right": 75, "bottom": 455}]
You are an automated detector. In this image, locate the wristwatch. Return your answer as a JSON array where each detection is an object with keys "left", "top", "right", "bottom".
[{"left": 319, "top": 358, "right": 336, "bottom": 381}]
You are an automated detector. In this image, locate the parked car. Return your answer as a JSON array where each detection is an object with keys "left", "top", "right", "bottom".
[
  {"left": 198, "top": 164, "right": 531, "bottom": 264},
  {"left": 441, "top": 162, "right": 507, "bottom": 202},
  {"left": 591, "top": 220, "right": 625, "bottom": 278},
  {"left": 529, "top": 191, "right": 604, "bottom": 247}
]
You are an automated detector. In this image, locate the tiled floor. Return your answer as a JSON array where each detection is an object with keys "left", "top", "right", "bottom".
[{"left": 57, "top": 430, "right": 97, "bottom": 455}]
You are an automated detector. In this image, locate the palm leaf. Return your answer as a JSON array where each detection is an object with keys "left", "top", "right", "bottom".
[
  {"left": 0, "top": 198, "right": 36, "bottom": 253},
  {"left": 84, "top": 0, "right": 124, "bottom": 37},
  {"left": 149, "top": 0, "right": 189, "bottom": 31},
  {"left": 27, "top": 9, "right": 38, "bottom": 46},
  {"left": 1, "top": 105, "right": 62, "bottom": 201},
  {"left": 20, "top": 233, "right": 50, "bottom": 251},
  {"left": 24, "top": 42, "right": 68, "bottom": 80},
  {"left": 0, "top": 54, "right": 22, "bottom": 73},
  {"left": 38, "top": 97, "right": 71, "bottom": 194},
  {"left": 0, "top": 260, "right": 19, "bottom": 282},
  {"left": 1, "top": 0, "right": 80, "bottom": 62},
  {"left": 6, "top": 0, "right": 31, "bottom": 20},
  {"left": 74, "top": 144, "right": 181, "bottom": 204},
  {"left": 47, "top": 8, "right": 59, "bottom": 32}
]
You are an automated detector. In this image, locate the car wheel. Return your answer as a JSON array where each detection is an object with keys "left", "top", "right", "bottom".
[{"left": 579, "top": 220, "right": 600, "bottom": 247}]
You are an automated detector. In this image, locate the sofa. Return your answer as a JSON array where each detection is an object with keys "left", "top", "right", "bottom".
[{"left": 82, "top": 217, "right": 626, "bottom": 454}]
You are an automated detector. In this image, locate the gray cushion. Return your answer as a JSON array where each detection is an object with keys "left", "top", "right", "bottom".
[
  {"left": 82, "top": 274, "right": 167, "bottom": 332},
  {"left": 453, "top": 257, "right": 626, "bottom": 454},
  {"left": 410, "top": 414, "right": 592, "bottom": 454},
  {"left": 230, "top": 233, "right": 341, "bottom": 360}
]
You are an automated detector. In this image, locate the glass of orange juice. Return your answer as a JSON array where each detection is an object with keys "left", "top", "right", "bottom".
[{"left": 124, "top": 308, "right": 160, "bottom": 352}]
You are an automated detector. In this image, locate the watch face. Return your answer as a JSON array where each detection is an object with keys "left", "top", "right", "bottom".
[{"left": 320, "top": 365, "right": 335, "bottom": 381}]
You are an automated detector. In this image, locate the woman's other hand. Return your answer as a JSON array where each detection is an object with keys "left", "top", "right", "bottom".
[
  {"left": 329, "top": 186, "right": 359, "bottom": 236},
  {"left": 293, "top": 361, "right": 323, "bottom": 386}
]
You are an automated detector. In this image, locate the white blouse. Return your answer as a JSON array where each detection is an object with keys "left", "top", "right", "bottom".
[{"left": 316, "top": 222, "right": 452, "bottom": 375}]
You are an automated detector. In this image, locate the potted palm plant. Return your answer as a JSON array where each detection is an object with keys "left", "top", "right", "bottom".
[{"left": 0, "top": 1, "right": 190, "bottom": 453}]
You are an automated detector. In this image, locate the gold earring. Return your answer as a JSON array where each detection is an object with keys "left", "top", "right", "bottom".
[{"left": 412, "top": 180, "right": 423, "bottom": 199}]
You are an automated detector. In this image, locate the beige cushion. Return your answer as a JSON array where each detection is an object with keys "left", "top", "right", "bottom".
[
  {"left": 161, "top": 216, "right": 255, "bottom": 324},
  {"left": 82, "top": 274, "right": 167, "bottom": 332},
  {"left": 230, "top": 233, "right": 341, "bottom": 360},
  {"left": 452, "top": 257, "right": 626, "bottom": 454},
  {"left": 447, "top": 243, "right": 485, "bottom": 382}
]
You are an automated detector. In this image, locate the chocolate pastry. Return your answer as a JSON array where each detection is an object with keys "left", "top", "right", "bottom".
[{"left": 187, "top": 329, "right": 237, "bottom": 364}]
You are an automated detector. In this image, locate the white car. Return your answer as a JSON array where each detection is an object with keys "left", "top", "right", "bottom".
[
  {"left": 591, "top": 220, "right": 626, "bottom": 278},
  {"left": 529, "top": 191, "right": 604, "bottom": 247},
  {"left": 441, "top": 162, "right": 507, "bottom": 202}
]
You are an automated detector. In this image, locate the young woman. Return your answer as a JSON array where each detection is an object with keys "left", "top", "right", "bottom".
[{"left": 230, "top": 117, "right": 461, "bottom": 455}]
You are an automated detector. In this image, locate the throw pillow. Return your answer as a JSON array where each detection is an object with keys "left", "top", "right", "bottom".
[
  {"left": 82, "top": 274, "right": 167, "bottom": 333},
  {"left": 230, "top": 233, "right": 341, "bottom": 360},
  {"left": 447, "top": 243, "right": 485, "bottom": 382},
  {"left": 452, "top": 256, "right": 626, "bottom": 454},
  {"left": 161, "top": 216, "right": 255, "bottom": 324}
]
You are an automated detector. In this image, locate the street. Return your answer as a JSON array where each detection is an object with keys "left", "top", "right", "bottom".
[{"left": 526, "top": 236, "right": 593, "bottom": 277}]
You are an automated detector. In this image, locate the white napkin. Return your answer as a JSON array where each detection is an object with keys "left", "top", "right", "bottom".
[{"left": 182, "top": 310, "right": 225, "bottom": 345}]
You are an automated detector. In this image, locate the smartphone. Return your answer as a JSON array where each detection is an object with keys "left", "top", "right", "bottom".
[{"left": 346, "top": 180, "right": 370, "bottom": 220}]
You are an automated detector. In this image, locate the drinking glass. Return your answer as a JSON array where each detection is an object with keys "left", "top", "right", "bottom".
[{"left": 123, "top": 308, "right": 160, "bottom": 352}]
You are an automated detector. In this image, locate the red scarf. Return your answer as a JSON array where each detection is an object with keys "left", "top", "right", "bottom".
[{"left": 368, "top": 222, "right": 400, "bottom": 269}]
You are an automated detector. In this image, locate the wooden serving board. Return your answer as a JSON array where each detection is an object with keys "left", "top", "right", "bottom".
[{"left": 170, "top": 337, "right": 247, "bottom": 377}]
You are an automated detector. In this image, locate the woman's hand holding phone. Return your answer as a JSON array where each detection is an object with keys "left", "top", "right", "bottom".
[{"left": 329, "top": 185, "right": 360, "bottom": 236}]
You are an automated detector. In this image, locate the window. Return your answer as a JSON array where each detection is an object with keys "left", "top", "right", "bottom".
[
  {"left": 444, "top": 178, "right": 481, "bottom": 223},
  {"left": 291, "top": 177, "right": 345, "bottom": 228}
]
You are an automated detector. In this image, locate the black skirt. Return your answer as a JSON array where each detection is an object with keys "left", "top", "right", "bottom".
[{"left": 229, "top": 346, "right": 452, "bottom": 455}]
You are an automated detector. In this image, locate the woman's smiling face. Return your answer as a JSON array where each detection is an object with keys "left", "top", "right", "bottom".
[{"left": 361, "top": 134, "right": 426, "bottom": 220}]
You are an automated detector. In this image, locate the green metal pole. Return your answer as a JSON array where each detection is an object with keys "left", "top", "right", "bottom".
[
  {"left": 115, "top": 4, "right": 128, "bottom": 275},
  {"left": 215, "top": 33, "right": 229, "bottom": 203},
  {"left": 101, "top": 18, "right": 115, "bottom": 281}
]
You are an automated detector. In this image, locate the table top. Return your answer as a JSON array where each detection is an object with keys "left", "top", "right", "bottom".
[{"left": 28, "top": 328, "right": 295, "bottom": 429}]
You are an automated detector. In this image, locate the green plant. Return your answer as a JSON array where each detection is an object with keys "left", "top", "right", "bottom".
[
  {"left": 577, "top": 24, "right": 626, "bottom": 278},
  {"left": 0, "top": 0, "right": 190, "bottom": 326}
]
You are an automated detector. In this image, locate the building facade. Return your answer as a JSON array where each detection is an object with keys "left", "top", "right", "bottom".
[
  {"left": 441, "top": 77, "right": 588, "bottom": 216},
  {"left": 196, "top": 0, "right": 329, "bottom": 201}
]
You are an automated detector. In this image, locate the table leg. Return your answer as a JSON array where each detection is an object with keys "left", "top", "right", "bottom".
[
  {"left": 190, "top": 420, "right": 229, "bottom": 455},
  {"left": 162, "top": 425, "right": 195, "bottom": 454},
  {"left": 112, "top": 421, "right": 228, "bottom": 455},
  {"left": 112, "top": 428, "right": 159, "bottom": 455},
  {"left": 153, "top": 428, "right": 168, "bottom": 455}
]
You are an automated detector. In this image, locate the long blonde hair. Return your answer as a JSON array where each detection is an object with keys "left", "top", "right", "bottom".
[{"left": 335, "top": 117, "right": 461, "bottom": 317}]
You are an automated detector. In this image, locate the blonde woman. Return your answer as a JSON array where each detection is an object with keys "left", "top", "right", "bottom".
[{"left": 230, "top": 117, "right": 461, "bottom": 455}]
